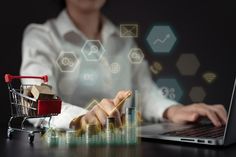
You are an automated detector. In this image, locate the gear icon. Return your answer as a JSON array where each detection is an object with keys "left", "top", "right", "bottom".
[
  {"left": 61, "top": 57, "right": 74, "bottom": 67},
  {"left": 56, "top": 51, "right": 79, "bottom": 72}
]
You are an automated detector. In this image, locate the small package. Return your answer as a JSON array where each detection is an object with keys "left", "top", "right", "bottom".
[
  {"left": 21, "top": 87, "right": 34, "bottom": 115},
  {"left": 31, "top": 85, "right": 54, "bottom": 100}
]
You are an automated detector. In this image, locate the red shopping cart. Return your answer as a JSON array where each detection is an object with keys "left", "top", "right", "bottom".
[{"left": 4, "top": 74, "right": 62, "bottom": 143}]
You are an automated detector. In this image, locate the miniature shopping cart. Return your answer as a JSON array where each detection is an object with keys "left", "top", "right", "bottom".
[{"left": 4, "top": 74, "right": 62, "bottom": 143}]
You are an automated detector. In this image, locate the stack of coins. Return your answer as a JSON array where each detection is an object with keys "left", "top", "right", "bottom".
[
  {"left": 66, "top": 129, "right": 77, "bottom": 146},
  {"left": 105, "top": 117, "right": 115, "bottom": 144},
  {"left": 125, "top": 107, "right": 137, "bottom": 144},
  {"left": 47, "top": 128, "right": 59, "bottom": 147},
  {"left": 125, "top": 107, "right": 136, "bottom": 127},
  {"left": 86, "top": 124, "right": 99, "bottom": 144}
]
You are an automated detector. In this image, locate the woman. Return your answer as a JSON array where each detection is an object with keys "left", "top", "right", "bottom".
[{"left": 20, "top": 0, "right": 227, "bottom": 130}]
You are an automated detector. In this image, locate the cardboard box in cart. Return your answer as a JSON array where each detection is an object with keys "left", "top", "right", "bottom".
[
  {"left": 22, "top": 83, "right": 61, "bottom": 116},
  {"left": 21, "top": 84, "right": 56, "bottom": 116},
  {"left": 5, "top": 74, "right": 62, "bottom": 117}
]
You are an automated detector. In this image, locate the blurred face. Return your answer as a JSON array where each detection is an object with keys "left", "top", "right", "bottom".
[{"left": 66, "top": 0, "right": 106, "bottom": 12}]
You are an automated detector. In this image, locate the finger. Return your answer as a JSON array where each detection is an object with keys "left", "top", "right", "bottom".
[
  {"left": 195, "top": 106, "right": 222, "bottom": 127},
  {"left": 100, "top": 107, "right": 122, "bottom": 128},
  {"left": 211, "top": 105, "right": 228, "bottom": 124},
  {"left": 113, "top": 91, "right": 126, "bottom": 105},
  {"left": 97, "top": 99, "right": 122, "bottom": 127},
  {"left": 98, "top": 99, "right": 116, "bottom": 115},
  {"left": 80, "top": 116, "right": 88, "bottom": 131},
  {"left": 92, "top": 105, "right": 108, "bottom": 127},
  {"left": 84, "top": 111, "right": 101, "bottom": 129},
  {"left": 113, "top": 90, "right": 132, "bottom": 111},
  {"left": 105, "top": 106, "right": 122, "bottom": 127},
  {"left": 112, "top": 111, "right": 122, "bottom": 128}
]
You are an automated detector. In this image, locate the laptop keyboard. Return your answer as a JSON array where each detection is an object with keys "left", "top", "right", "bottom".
[{"left": 161, "top": 124, "right": 225, "bottom": 138}]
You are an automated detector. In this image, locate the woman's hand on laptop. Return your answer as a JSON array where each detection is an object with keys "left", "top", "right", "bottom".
[{"left": 163, "top": 103, "right": 227, "bottom": 127}]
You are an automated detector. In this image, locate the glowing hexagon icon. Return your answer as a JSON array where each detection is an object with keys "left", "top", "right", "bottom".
[
  {"left": 156, "top": 78, "right": 183, "bottom": 101},
  {"left": 176, "top": 53, "right": 200, "bottom": 76},
  {"left": 128, "top": 48, "right": 144, "bottom": 64},
  {"left": 56, "top": 51, "right": 79, "bottom": 72},
  {"left": 110, "top": 62, "right": 121, "bottom": 74},
  {"left": 189, "top": 86, "right": 206, "bottom": 102},
  {"left": 150, "top": 61, "right": 163, "bottom": 75},
  {"left": 202, "top": 72, "right": 217, "bottom": 84},
  {"left": 81, "top": 40, "right": 105, "bottom": 62},
  {"left": 146, "top": 25, "right": 176, "bottom": 53}
]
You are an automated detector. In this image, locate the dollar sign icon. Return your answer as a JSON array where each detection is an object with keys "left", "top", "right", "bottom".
[
  {"left": 161, "top": 87, "right": 169, "bottom": 97},
  {"left": 168, "top": 88, "right": 176, "bottom": 100}
]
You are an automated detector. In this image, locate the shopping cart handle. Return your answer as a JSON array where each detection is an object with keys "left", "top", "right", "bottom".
[{"left": 4, "top": 74, "right": 48, "bottom": 83}]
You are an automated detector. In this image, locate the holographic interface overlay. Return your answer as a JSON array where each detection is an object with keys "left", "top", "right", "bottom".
[
  {"left": 81, "top": 40, "right": 105, "bottom": 62},
  {"left": 146, "top": 25, "right": 176, "bottom": 54},
  {"left": 156, "top": 78, "right": 183, "bottom": 102},
  {"left": 189, "top": 86, "right": 206, "bottom": 103},
  {"left": 128, "top": 48, "right": 144, "bottom": 64},
  {"left": 110, "top": 62, "right": 121, "bottom": 74},
  {"left": 120, "top": 24, "right": 138, "bottom": 38},
  {"left": 149, "top": 61, "right": 163, "bottom": 75},
  {"left": 56, "top": 51, "right": 79, "bottom": 72},
  {"left": 176, "top": 53, "right": 200, "bottom": 76},
  {"left": 202, "top": 72, "right": 217, "bottom": 84},
  {"left": 42, "top": 91, "right": 140, "bottom": 146}
]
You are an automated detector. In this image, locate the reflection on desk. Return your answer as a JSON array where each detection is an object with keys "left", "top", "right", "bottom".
[{"left": 1, "top": 125, "right": 236, "bottom": 157}]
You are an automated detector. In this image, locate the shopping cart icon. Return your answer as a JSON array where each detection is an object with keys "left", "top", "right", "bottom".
[{"left": 4, "top": 74, "right": 62, "bottom": 143}]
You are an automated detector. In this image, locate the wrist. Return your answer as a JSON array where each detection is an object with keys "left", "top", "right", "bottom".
[{"left": 163, "top": 104, "right": 183, "bottom": 121}]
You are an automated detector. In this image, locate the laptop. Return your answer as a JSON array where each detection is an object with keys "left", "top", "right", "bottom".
[{"left": 139, "top": 77, "right": 236, "bottom": 146}]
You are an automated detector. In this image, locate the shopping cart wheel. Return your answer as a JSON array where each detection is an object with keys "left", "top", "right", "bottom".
[
  {"left": 40, "top": 129, "right": 46, "bottom": 136},
  {"left": 7, "top": 129, "right": 13, "bottom": 139},
  {"left": 28, "top": 133, "right": 34, "bottom": 143},
  {"left": 38, "top": 125, "right": 47, "bottom": 136}
]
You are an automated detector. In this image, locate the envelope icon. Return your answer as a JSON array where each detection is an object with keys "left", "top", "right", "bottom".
[{"left": 120, "top": 24, "right": 138, "bottom": 38}]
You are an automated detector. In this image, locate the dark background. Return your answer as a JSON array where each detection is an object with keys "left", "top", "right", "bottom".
[{"left": 0, "top": 0, "right": 235, "bottom": 125}]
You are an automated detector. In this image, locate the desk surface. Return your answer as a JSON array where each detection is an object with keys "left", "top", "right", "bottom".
[{"left": 1, "top": 125, "right": 236, "bottom": 157}]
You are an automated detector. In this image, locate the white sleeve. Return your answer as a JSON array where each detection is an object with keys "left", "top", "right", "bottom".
[
  {"left": 49, "top": 101, "right": 87, "bottom": 129},
  {"left": 132, "top": 56, "right": 178, "bottom": 122},
  {"left": 20, "top": 24, "right": 87, "bottom": 129},
  {"left": 28, "top": 101, "right": 87, "bottom": 129}
]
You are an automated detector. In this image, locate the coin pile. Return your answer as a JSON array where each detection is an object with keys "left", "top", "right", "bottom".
[{"left": 106, "top": 117, "right": 115, "bottom": 144}]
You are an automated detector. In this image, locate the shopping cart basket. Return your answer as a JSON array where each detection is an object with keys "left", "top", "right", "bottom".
[{"left": 4, "top": 74, "right": 62, "bottom": 143}]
